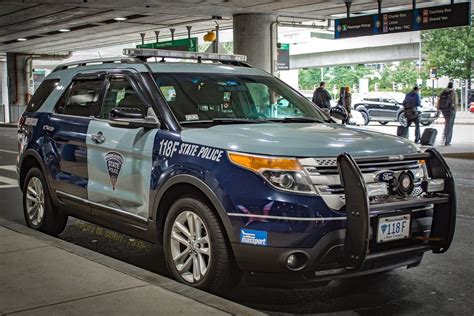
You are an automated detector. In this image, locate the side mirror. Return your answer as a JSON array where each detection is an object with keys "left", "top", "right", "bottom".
[
  {"left": 330, "top": 105, "right": 348, "bottom": 122},
  {"left": 108, "top": 107, "right": 160, "bottom": 129}
]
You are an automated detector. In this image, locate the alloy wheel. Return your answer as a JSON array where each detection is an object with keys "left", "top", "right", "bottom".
[
  {"left": 25, "top": 177, "right": 45, "bottom": 226},
  {"left": 170, "top": 210, "right": 211, "bottom": 283}
]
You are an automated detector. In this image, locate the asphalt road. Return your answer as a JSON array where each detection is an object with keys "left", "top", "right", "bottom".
[{"left": 0, "top": 125, "right": 473, "bottom": 315}]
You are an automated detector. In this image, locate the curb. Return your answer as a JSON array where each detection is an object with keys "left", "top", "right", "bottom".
[
  {"left": 0, "top": 219, "right": 265, "bottom": 316},
  {"left": 441, "top": 152, "right": 474, "bottom": 160}
]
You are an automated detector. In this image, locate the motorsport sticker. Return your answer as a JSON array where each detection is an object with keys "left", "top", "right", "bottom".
[
  {"left": 240, "top": 229, "right": 268, "bottom": 246},
  {"left": 105, "top": 151, "right": 124, "bottom": 190}
]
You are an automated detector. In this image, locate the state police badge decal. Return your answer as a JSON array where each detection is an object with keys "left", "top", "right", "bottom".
[{"left": 105, "top": 151, "right": 124, "bottom": 190}]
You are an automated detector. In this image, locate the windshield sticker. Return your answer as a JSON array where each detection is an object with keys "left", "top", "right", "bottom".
[
  {"left": 105, "top": 151, "right": 124, "bottom": 190},
  {"left": 158, "top": 139, "right": 223, "bottom": 162},
  {"left": 185, "top": 114, "right": 199, "bottom": 121},
  {"left": 240, "top": 229, "right": 268, "bottom": 246}
]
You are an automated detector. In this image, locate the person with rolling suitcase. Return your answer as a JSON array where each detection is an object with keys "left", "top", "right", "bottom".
[
  {"left": 402, "top": 86, "right": 421, "bottom": 143},
  {"left": 436, "top": 82, "right": 457, "bottom": 146}
]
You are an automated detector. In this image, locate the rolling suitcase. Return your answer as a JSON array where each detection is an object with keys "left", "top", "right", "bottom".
[
  {"left": 397, "top": 125, "right": 408, "bottom": 138},
  {"left": 420, "top": 128, "right": 437, "bottom": 146}
]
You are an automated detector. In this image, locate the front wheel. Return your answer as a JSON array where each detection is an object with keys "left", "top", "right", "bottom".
[
  {"left": 421, "top": 121, "right": 432, "bottom": 126},
  {"left": 163, "top": 197, "right": 239, "bottom": 293},
  {"left": 23, "top": 167, "right": 68, "bottom": 235}
]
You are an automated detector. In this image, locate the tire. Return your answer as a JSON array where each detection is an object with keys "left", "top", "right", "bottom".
[
  {"left": 421, "top": 121, "right": 432, "bottom": 126},
  {"left": 360, "top": 111, "right": 369, "bottom": 125},
  {"left": 379, "top": 121, "right": 389, "bottom": 125},
  {"left": 163, "top": 197, "right": 239, "bottom": 293},
  {"left": 23, "top": 167, "right": 68, "bottom": 235},
  {"left": 398, "top": 112, "right": 408, "bottom": 127}
]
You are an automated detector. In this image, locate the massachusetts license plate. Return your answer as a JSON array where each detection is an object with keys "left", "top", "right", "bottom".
[{"left": 377, "top": 214, "right": 411, "bottom": 243}]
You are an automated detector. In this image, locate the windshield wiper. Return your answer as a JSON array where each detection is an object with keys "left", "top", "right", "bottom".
[
  {"left": 180, "top": 118, "right": 268, "bottom": 126},
  {"left": 265, "top": 117, "right": 326, "bottom": 123}
]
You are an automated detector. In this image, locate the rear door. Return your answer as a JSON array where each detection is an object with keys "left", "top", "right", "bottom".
[
  {"left": 86, "top": 72, "right": 159, "bottom": 227},
  {"left": 47, "top": 72, "right": 106, "bottom": 207}
]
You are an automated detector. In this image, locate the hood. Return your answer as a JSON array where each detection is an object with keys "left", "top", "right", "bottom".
[{"left": 181, "top": 123, "right": 419, "bottom": 157}]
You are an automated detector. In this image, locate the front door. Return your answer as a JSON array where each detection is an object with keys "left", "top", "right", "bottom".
[{"left": 86, "top": 73, "right": 158, "bottom": 225}]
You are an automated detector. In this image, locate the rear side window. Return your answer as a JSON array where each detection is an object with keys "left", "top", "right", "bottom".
[
  {"left": 26, "top": 79, "right": 59, "bottom": 112},
  {"left": 56, "top": 80, "right": 103, "bottom": 117}
]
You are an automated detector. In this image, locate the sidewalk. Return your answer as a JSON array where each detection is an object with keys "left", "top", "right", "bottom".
[
  {"left": 0, "top": 219, "right": 263, "bottom": 316},
  {"left": 433, "top": 110, "right": 474, "bottom": 125}
]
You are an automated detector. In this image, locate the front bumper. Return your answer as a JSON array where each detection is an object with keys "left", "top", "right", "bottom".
[
  {"left": 419, "top": 111, "right": 439, "bottom": 123},
  {"left": 232, "top": 149, "right": 456, "bottom": 287}
]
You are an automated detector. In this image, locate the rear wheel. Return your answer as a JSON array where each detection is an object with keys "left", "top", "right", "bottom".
[
  {"left": 360, "top": 111, "right": 369, "bottom": 125},
  {"left": 23, "top": 167, "right": 68, "bottom": 235},
  {"left": 398, "top": 112, "right": 408, "bottom": 127},
  {"left": 379, "top": 121, "right": 389, "bottom": 125},
  {"left": 421, "top": 121, "right": 432, "bottom": 126},
  {"left": 163, "top": 197, "right": 239, "bottom": 293}
]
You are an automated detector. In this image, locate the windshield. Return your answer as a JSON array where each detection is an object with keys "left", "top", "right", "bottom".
[{"left": 153, "top": 73, "right": 328, "bottom": 126}]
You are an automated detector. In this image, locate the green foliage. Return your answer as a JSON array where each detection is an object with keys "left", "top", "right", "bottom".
[
  {"left": 298, "top": 61, "right": 424, "bottom": 92},
  {"left": 421, "top": 23, "right": 473, "bottom": 79}
]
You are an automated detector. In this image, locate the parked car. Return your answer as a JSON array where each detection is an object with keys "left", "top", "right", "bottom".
[
  {"left": 354, "top": 92, "right": 439, "bottom": 126},
  {"left": 17, "top": 49, "right": 455, "bottom": 292}
]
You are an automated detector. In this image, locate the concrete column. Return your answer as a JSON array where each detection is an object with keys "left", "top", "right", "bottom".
[
  {"left": 0, "top": 60, "right": 8, "bottom": 122},
  {"left": 6, "top": 53, "right": 32, "bottom": 122},
  {"left": 233, "top": 13, "right": 276, "bottom": 73}
]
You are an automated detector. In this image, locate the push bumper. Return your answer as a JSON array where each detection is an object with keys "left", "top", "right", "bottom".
[{"left": 232, "top": 148, "right": 456, "bottom": 287}]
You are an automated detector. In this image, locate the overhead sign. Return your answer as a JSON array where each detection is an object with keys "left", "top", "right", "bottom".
[
  {"left": 277, "top": 43, "right": 290, "bottom": 71},
  {"left": 137, "top": 38, "right": 198, "bottom": 52},
  {"left": 335, "top": 2, "right": 471, "bottom": 39}
]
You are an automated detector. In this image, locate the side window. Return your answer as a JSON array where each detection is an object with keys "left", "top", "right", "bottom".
[
  {"left": 56, "top": 79, "right": 103, "bottom": 117},
  {"left": 26, "top": 79, "right": 59, "bottom": 112},
  {"left": 99, "top": 78, "right": 147, "bottom": 119}
]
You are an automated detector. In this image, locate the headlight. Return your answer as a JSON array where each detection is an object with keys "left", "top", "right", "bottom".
[{"left": 228, "top": 152, "right": 316, "bottom": 194}]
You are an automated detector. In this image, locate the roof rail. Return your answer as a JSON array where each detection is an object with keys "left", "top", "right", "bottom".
[
  {"left": 52, "top": 57, "right": 141, "bottom": 72},
  {"left": 123, "top": 48, "right": 251, "bottom": 67}
]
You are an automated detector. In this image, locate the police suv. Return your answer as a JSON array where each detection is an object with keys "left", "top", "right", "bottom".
[{"left": 17, "top": 49, "right": 456, "bottom": 292}]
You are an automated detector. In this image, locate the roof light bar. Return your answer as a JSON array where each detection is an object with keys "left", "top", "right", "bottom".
[{"left": 122, "top": 48, "right": 247, "bottom": 63}]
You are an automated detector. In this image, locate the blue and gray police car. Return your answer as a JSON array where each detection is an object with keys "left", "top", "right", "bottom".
[{"left": 17, "top": 48, "right": 456, "bottom": 292}]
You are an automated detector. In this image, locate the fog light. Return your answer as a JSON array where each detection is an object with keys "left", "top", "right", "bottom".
[
  {"left": 423, "top": 178, "right": 445, "bottom": 193},
  {"left": 287, "top": 254, "right": 297, "bottom": 269}
]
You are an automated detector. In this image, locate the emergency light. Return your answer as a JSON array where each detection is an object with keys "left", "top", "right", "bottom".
[{"left": 123, "top": 48, "right": 247, "bottom": 63}]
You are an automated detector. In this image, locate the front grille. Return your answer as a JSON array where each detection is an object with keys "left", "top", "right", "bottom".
[{"left": 299, "top": 157, "right": 425, "bottom": 210}]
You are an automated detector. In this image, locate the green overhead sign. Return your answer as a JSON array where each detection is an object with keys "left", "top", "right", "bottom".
[
  {"left": 277, "top": 43, "right": 290, "bottom": 71},
  {"left": 137, "top": 37, "right": 198, "bottom": 52}
]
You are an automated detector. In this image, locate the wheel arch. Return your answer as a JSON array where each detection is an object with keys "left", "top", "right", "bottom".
[
  {"left": 19, "top": 150, "right": 49, "bottom": 192},
  {"left": 152, "top": 175, "right": 236, "bottom": 245}
]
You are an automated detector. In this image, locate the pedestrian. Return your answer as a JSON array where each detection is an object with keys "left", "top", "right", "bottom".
[
  {"left": 402, "top": 86, "right": 421, "bottom": 143},
  {"left": 312, "top": 81, "right": 332, "bottom": 110},
  {"left": 337, "top": 86, "right": 352, "bottom": 124},
  {"left": 436, "top": 82, "right": 457, "bottom": 146}
]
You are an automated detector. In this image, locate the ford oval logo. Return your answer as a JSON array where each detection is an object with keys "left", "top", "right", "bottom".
[{"left": 374, "top": 170, "right": 395, "bottom": 183}]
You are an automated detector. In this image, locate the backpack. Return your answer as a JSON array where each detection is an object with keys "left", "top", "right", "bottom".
[
  {"left": 402, "top": 93, "right": 417, "bottom": 109},
  {"left": 438, "top": 90, "right": 452, "bottom": 110}
]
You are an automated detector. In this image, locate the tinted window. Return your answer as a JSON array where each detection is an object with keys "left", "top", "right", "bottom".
[
  {"left": 56, "top": 80, "right": 103, "bottom": 117},
  {"left": 99, "top": 78, "right": 147, "bottom": 119},
  {"left": 26, "top": 79, "right": 59, "bottom": 112}
]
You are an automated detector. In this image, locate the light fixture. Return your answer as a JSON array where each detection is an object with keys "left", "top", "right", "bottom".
[
  {"left": 17, "top": 38, "right": 27, "bottom": 41},
  {"left": 58, "top": 28, "right": 70, "bottom": 32},
  {"left": 113, "top": 17, "right": 127, "bottom": 21}
]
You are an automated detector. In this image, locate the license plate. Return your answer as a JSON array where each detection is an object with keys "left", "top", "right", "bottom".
[{"left": 377, "top": 214, "right": 411, "bottom": 243}]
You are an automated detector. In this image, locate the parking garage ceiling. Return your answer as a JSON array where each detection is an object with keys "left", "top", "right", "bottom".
[{"left": 0, "top": 0, "right": 463, "bottom": 54}]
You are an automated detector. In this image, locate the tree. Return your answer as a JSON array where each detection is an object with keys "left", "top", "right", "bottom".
[{"left": 421, "top": 23, "right": 473, "bottom": 80}]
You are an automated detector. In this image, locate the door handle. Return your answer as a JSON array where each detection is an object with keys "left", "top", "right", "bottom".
[
  {"left": 43, "top": 125, "right": 55, "bottom": 132},
  {"left": 91, "top": 131, "right": 106, "bottom": 144}
]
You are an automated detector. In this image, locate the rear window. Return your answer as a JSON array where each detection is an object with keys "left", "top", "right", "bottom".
[{"left": 26, "top": 79, "right": 59, "bottom": 112}]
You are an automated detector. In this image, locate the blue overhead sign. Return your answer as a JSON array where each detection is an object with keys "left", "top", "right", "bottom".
[{"left": 335, "top": 2, "right": 471, "bottom": 39}]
